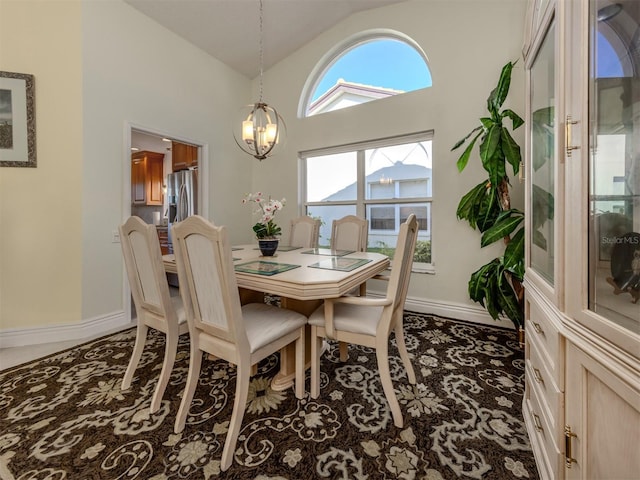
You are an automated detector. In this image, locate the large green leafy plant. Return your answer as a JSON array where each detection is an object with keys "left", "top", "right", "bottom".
[{"left": 452, "top": 61, "right": 525, "bottom": 329}]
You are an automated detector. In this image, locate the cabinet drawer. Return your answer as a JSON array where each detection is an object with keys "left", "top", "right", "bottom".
[
  {"left": 526, "top": 298, "right": 563, "bottom": 382},
  {"left": 524, "top": 382, "right": 564, "bottom": 480},
  {"left": 526, "top": 332, "right": 563, "bottom": 425}
]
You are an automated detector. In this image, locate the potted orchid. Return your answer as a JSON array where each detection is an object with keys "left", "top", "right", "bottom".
[{"left": 242, "top": 192, "right": 286, "bottom": 256}]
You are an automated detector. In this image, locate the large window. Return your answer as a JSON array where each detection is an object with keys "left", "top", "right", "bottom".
[{"left": 301, "top": 133, "right": 433, "bottom": 267}]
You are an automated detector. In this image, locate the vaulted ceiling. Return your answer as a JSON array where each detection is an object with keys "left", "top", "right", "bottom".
[{"left": 124, "top": 0, "right": 406, "bottom": 78}]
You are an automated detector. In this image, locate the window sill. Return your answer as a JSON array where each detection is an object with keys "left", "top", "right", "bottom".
[
  {"left": 412, "top": 263, "right": 435, "bottom": 274},
  {"left": 381, "top": 262, "right": 435, "bottom": 275}
]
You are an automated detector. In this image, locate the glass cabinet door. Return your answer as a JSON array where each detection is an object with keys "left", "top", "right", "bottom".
[
  {"left": 588, "top": 0, "right": 639, "bottom": 332},
  {"left": 529, "top": 19, "right": 556, "bottom": 286}
]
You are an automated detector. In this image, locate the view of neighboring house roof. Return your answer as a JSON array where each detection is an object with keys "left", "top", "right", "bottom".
[
  {"left": 308, "top": 79, "right": 404, "bottom": 115},
  {"left": 323, "top": 162, "right": 431, "bottom": 201}
]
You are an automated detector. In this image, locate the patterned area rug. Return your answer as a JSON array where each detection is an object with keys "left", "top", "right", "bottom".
[{"left": 0, "top": 311, "right": 538, "bottom": 479}]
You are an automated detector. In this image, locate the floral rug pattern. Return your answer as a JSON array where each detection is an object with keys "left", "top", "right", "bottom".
[{"left": 0, "top": 311, "right": 538, "bottom": 479}]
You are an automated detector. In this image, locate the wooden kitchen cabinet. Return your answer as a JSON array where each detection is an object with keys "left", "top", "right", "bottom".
[
  {"left": 171, "top": 141, "right": 198, "bottom": 171},
  {"left": 131, "top": 150, "right": 164, "bottom": 206}
]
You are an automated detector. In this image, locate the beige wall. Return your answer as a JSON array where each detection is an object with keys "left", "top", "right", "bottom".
[
  {"left": 0, "top": 0, "right": 527, "bottom": 344},
  {"left": 0, "top": 0, "right": 83, "bottom": 330},
  {"left": 80, "top": 0, "right": 252, "bottom": 322}
]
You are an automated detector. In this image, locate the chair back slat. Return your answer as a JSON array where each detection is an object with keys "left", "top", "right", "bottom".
[{"left": 172, "top": 216, "right": 246, "bottom": 347}]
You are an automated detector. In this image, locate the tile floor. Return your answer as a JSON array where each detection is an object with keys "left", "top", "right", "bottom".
[{"left": 0, "top": 324, "right": 133, "bottom": 371}]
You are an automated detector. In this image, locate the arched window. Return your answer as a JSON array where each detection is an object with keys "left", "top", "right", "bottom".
[{"left": 300, "top": 30, "right": 431, "bottom": 117}]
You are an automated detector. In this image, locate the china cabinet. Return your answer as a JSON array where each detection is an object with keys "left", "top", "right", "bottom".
[{"left": 522, "top": 1, "right": 639, "bottom": 478}]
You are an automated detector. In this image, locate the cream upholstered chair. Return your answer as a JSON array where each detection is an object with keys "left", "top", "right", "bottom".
[
  {"left": 289, "top": 215, "right": 321, "bottom": 248},
  {"left": 119, "top": 216, "right": 189, "bottom": 414},
  {"left": 330, "top": 214, "right": 368, "bottom": 252},
  {"left": 330, "top": 214, "right": 370, "bottom": 359},
  {"left": 172, "top": 215, "right": 306, "bottom": 472},
  {"left": 308, "top": 214, "right": 419, "bottom": 428}
]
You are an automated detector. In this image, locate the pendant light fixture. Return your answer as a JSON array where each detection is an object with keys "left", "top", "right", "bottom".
[{"left": 233, "top": 0, "right": 285, "bottom": 161}]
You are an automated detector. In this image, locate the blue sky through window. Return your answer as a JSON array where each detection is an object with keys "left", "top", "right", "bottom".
[
  {"left": 597, "top": 31, "right": 624, "bottom": 77},
  {"left": 311, "top": 39, "right": 432, "bottom": 101}
]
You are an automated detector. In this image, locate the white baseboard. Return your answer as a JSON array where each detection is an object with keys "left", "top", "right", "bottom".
[
  {"left": 0, "top": 311, "right": 132, "bottom": 349},
  {"left": 403, "top": 295, "right": 516, "bottom": 330},
  {"left": 0, "top": 297, "right": 516, "bottom": 350}
]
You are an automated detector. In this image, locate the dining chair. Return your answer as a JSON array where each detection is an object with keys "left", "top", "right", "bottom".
[
  {"left": 119, "top": 216, "right": 189, "bottom": 414},
  {"left": 171, "top": 215, "right": 306, "bottom": 472},
  {"left": 330, "top": 214, "right": 370, "bottom": 359},
  {"left": 289, "top": 215, "right": 321, "bottom": 248},
  {"left": 330, "top": 214, "right": 368, "bottom": 252},
  {"left": 308, "top": 213, "right": 419, "bottom": 428}
]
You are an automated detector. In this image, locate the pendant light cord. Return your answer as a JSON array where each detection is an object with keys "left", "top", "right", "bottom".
[{"left": 258, "top": 0, "right": 264, "bottom": 103}]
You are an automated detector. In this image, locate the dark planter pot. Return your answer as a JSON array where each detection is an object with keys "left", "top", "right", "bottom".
[{"left": 258, "top": 238, "right": 279, "bottom": 256}]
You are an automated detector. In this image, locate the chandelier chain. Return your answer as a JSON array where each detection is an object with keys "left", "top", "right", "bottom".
[{"left": 258, "top": 0, "right": 264, "bottom": 102}]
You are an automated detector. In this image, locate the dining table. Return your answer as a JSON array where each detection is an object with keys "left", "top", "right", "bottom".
[{"left": 163, "top": 244, "right": 390, "bottom": 391}]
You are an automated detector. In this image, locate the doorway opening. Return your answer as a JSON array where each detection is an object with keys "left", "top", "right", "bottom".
[{"left": 124, "top": 123, "right": 208, "bottom": 322}]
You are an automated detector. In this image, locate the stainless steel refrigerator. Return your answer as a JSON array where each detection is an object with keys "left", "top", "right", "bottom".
[{"left": 167, "top": 168, "right": 198, "bottom": 253}]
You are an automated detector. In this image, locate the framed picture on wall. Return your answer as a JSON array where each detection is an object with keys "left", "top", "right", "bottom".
[{"left": 0, "top": 71, "right": 36, "bottom": 167}]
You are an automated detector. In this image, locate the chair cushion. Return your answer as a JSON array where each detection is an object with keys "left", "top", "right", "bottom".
[
  {"left": 242, "top": 303, "right": 307, "bottom": 353},
  {"left": 308, "top": 302, "right": 383, "bottom": 337}
]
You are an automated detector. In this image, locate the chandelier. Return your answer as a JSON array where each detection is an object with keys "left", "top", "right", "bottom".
[{"left": 233, "top": 0, "right": 285, "bottom": 160}]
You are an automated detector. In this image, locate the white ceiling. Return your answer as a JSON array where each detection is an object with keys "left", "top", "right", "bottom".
[{"left": 124, "top": 0, "right": 406, "bottom": 78}]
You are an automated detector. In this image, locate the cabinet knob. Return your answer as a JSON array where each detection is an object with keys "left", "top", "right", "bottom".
[
  {"left": 533, "top": 367, "right": 544, "bottom": 384},
  {"left": 533, "top": 413, "right": 543, "bottom": 432}
]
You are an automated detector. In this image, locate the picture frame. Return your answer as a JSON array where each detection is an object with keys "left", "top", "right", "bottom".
[{"left": 0, "top": 71, "right": 36, "bottom": 167}]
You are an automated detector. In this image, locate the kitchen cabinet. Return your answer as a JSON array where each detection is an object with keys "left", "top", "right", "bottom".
[
  {"left": 131, "top": 150, "right": 164, "bottom": 206},
  {"left": 522, "top": 1, "right": 639, "bottom": 478},
  {"left": 171, "top": 141, "right": 198, "bottom": 171}
]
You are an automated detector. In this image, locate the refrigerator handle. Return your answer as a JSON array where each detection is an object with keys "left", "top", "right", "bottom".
[{"left": 177, "top": 184, "right": 187, "bottom": 222}]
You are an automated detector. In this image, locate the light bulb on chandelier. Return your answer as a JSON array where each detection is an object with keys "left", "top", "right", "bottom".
[{"left": 233, "top": 0, "right": 286, "bottom": 161}]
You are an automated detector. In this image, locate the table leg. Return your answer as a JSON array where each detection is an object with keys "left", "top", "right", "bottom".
[
  {"left": 270, "top": 298, "right": 323, "bottom": 392},
  {"left": 238, "top": 287, "right": 265, "bottom": 305}
]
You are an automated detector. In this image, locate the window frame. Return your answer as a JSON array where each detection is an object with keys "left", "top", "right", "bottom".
[{"left": 299, "top": 131, "right": 434, "bottom": 272}]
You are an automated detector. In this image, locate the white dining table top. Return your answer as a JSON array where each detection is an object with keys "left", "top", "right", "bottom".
[{"left": 163, "top": 244, "right": 390, "bottom": 301}]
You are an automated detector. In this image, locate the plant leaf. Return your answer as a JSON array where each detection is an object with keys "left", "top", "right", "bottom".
[
  {"left": 481, "top": 215, "right": 524, "bottom": 247},
  {"left": 476, "top": 184, "right": 500, "bottom": 233},
  {"left": 480, "top": 117, "right": 494, "bottom": 129},
  {"left": 468, "top": 260, "right": 498, "bottom": 303},
  {"left": 497, "top": 273, "right": 524, "bottom": 327},
  {"left": 501, "top": 127, "right": 521, "bottom": 176},
  {"left": 456, "top": 181, "right": 487, "bottom": 228},
  {"left": 503, "top": 227, "right": 525, "bottom": 279},
  {"left": 502, "top": 108, "right": 524, "bottom": 129},
  {"left": 488, "top": 62, "right": 513, "bottom": 114},
  {"left": 532, "top": 229, "right": 548, "bottom": 250},
  {"left": 451, "top": 126, "right": 483, "bottom": 151},
  {"left": 479, "top": 124, "right": 501, "bottom": 170},
  {"left": 456, "top": 131, "right": 482, "bottom": 172}
]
